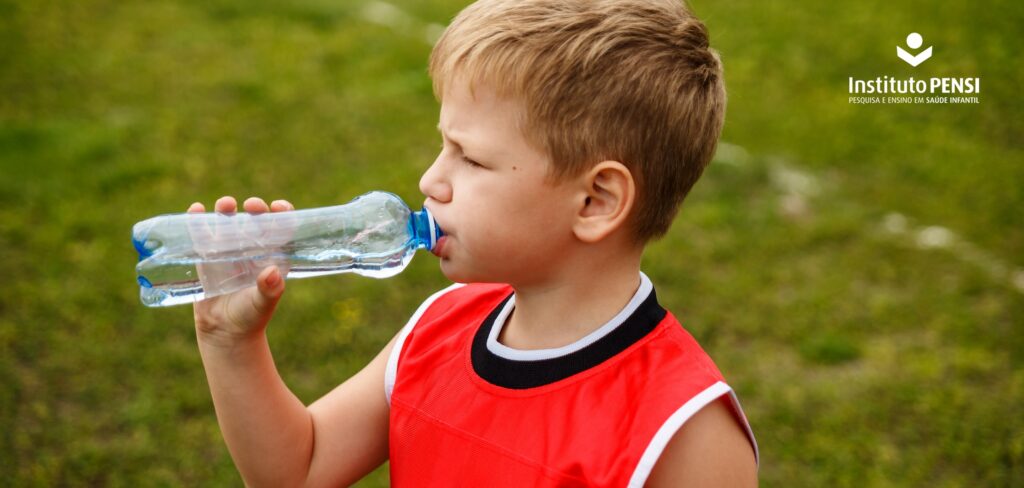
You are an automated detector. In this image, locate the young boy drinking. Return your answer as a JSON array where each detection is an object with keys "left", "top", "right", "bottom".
[{"left": 188, "top": 0, "right": 758, "bottom": 485}]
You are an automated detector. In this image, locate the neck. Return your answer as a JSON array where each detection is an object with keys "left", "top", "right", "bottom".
[{"left": 501, "top": 243, "right": 644, "bottom": 351}]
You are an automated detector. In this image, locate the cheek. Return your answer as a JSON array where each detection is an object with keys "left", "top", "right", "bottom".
[
  {"left": 453, "top": 175, "right": 573, "bottom": 253},
  {"left": 462, "top": 217, "right": 508, "bottom": 258}
]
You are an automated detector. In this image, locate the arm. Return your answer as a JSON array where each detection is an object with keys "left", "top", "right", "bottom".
[
  {"left": 191, "top": 196, "right": 391, "bottom": 487},
  {"left": 198, "top": 328, "right": 394, "bottom": 488},
  {"left": 645, "top": 396, "right": 758, "bottom": 488},
  {"left": 197, "top": 318, "right": 314, "bottom": 487}
]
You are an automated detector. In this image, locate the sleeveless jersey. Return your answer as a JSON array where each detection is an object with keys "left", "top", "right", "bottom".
[{"left": 385, "top": 275, "right": 758, "bottom": 487}]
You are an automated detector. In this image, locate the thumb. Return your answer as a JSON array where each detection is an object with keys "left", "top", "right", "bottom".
[{"left": 251, "top": 265, "right": 286, "bottom": 316}]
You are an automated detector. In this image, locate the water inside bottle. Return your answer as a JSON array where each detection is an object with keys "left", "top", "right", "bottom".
[{"left": 138, "top": 245, "right": 417, "bottom": 307}]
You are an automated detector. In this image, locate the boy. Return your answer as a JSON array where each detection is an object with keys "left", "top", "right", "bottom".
[{"left": 188, "top": 0, "right": 758, "bottom": 486}]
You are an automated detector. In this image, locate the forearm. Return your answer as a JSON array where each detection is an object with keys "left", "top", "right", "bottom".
[{"left": 198, "top": 331, "right": 313, "bottom": 487}]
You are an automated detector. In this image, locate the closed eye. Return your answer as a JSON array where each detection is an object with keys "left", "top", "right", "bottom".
[
  {"left": 438, "top": 141, "right": 483, "bottom": 167},
  {"left": 462, "top": 156, "right": 483, "bottom": 168}
]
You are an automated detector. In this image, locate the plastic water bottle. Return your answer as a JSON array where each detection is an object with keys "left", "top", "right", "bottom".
[{"left": 132, "top": 191, "right": 443, "bottom": 307}]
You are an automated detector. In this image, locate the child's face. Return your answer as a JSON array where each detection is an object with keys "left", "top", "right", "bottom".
[{"left": 420, "top": 78, "right": 580, "bottom": 286}]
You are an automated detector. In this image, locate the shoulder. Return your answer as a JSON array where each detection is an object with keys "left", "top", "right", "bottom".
[
  {"left": 385, "top": 282, "right": 510, "bottom": 402},
  {"left": 644, "top": 395, "right": 758, "bottom": 487},
  {"left": 393, "top": 282, "right": 509, "bottom": 334},
  {"left": 401, "top": 282, "right": 511, "bottom": 336},
  {"left": 628, "top": 313, "right": 759, "bottom": 487},
  {"left": 411, "top": 282, "right": 509, "bottom": 317}
]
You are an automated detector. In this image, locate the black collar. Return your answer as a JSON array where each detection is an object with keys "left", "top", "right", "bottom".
[{"left": 471, "top": 288, "right": 667, "bottom": 389}]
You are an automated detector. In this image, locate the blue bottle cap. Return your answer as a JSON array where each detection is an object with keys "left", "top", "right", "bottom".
[{"left": 411, "top": 207, "right": 445, "bottom": 251}]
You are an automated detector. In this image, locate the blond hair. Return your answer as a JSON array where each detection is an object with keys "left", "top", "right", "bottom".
[{"left": 430, "top": 0, "right": 726, "bottom": 242}]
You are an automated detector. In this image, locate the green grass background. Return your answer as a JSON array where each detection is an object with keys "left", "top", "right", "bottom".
[{"left": 1, "top": 0, "right": 1021, "bottom": 485}]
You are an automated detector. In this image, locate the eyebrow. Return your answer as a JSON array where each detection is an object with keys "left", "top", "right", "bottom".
[
  {"left": 437, "top": 123, "right": 469, "bottom": 150},
  {"left": 436, "top": 123, "right": 496, "bottom": 162}
]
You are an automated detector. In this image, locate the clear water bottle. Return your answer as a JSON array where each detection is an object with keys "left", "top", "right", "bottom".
[{"left": 132, "top": 191, "right": 443, "bottom": 307}]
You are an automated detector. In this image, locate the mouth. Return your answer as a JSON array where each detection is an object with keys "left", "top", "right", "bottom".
[
  {"left": 422, "top": 202, "right": 449, "bottom": 258},
  {"left": 431, "top": 235, "right": 448, "bottom": 257}
]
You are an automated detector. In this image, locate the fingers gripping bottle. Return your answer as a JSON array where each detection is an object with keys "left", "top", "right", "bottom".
[{"left": 132, "top": 191, "right": 443, "bottom": 307}]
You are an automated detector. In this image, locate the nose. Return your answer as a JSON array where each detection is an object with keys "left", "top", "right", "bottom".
[{"left": 419, "top": 153, "right": 453, "bottom": 204}]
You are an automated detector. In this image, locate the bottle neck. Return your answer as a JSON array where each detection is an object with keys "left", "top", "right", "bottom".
[{"left": 410, "top": 208, "right": 444, "bottom": 251}]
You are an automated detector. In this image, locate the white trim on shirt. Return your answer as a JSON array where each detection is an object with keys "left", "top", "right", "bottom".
[
  {"left": 486, "top": 272, "right": 653, "bottom": 361},
  {"left": 385, "top": 283, "right": 465, "bottom": 405},
  {"left": 627, "top": 381, "right": 760, "bottom": 487}
]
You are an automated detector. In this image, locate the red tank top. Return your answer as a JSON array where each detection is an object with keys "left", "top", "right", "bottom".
[{"left": 385, "top": 277, "right": 758, "bottom": 487}]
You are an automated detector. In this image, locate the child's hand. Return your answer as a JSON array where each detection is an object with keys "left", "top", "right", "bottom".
[{"left": 187, "top": 196, "right": 295, "bottom": 347}]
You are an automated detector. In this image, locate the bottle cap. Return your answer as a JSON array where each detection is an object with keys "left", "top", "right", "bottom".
[{"left": 411, "top": 207, "right": 445, "bottom": 251}]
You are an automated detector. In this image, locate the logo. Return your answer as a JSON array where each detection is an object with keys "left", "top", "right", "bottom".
[
  {"left": 846, "top": 32, "right": 980, "bottom": 105},
  {"left": 897, "top": 32, "right": 933, "bottom": 67}
]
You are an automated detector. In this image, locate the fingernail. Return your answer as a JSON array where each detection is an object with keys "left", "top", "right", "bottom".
[{"left": 267, "top": 269, "right": 280, "bottom": 286}]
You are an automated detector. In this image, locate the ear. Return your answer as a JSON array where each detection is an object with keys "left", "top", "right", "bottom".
[{"left": 572, "top": 161, "right": 636, "bottom": 243}]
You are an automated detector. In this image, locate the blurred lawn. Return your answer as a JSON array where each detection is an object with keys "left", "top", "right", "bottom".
[{"left": 1, "top": 0, "right": 1021, "bottom": 486}]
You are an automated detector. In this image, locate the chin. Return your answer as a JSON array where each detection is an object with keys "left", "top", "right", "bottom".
[
  {"left": 439, "top": 260, "right": 472, "bottom": 284},
  {"left": 439, "top": 260, "right": 502, "bottom": 285}
]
